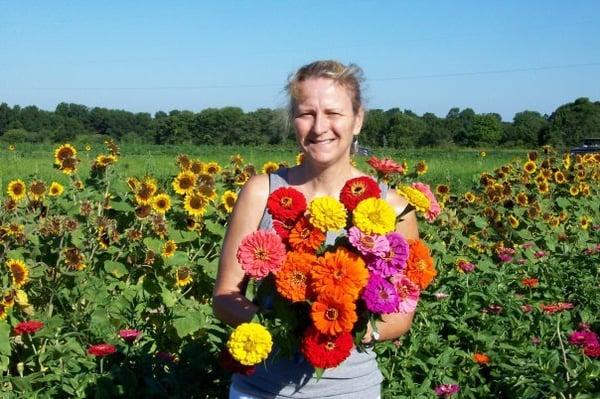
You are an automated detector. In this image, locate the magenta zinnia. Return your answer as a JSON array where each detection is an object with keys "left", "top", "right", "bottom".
[
  {"left": 367, "top": 232, "right": 409, "bottom": 277},
  {"left": 236, "top": 230, "right": 287, "bottom": 279},
  {"left": 361, "top": 274, "right": 400, "bottom": 314}
]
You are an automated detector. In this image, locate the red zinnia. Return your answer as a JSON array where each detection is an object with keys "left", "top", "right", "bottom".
[
  {"left": 584, "top": 343, "right": 600, "bottom": 358},
  {"left": 87, "top": 343, "right": 117, "bottom": 357},
  {"left": 218, "top": 348, "right": 256, "bottom": 375},
  {"left": 288, "top": 216, "right": 325, "bottom": 252},
  {"left": 14, "top": 320, "right": 44, "bottom": 335},
  {"left": 339, "top": 176, "right": 381, "bottom": 211},
  {"left": 267, "top": 187, "right": 307, "bottom": 222},
  {"left": 301, "top": 326, "right": 353, "bottom": 369},
  {"left": 273, "top": 218, "right": 296, "bottom": 241},
  {"left": 119, "top": 329, "right": 141, "bottom": 343},
  {"left": 367, "top": 156, "right": 405, "bottom": 176},
  {"left": 521, "top": 277, "right": 539, "bottom": 288}
]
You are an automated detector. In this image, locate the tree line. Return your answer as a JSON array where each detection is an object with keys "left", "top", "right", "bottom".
[{"left": 0, "top": 97, "right": 598, "bottom": 148}]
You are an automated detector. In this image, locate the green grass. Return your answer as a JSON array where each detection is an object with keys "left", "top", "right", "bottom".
[{"left": 0, "top": 143, "right": 529, "bottom": 194}]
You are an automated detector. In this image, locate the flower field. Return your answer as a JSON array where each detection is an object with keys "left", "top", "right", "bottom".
[{"left": 0, "top": 142, "right": 598, "bottom": 398}]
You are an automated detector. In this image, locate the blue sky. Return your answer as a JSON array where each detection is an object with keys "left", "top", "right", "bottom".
[{"left": 1, "top": 0, "right": 599, "bottom": 121}]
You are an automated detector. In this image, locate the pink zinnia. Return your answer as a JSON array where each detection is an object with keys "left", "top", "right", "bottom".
[
  {"left": 362, "top": 274, "right": 399, "bottom": 314},
  {"left": 568, "top": 331, "right": 599, "bottom": 346},
  {"left": 14, "top": 320, "right": 45, "bottom": 335},
  {"left": 236, "top": 230, "right": 286, "bottom": 279},
  {"left": 390, "top": 274, "right": 420, "bottom": 313},
  {"left": 88, "top": 343, "right": 117, "bottom": 357},
  {"left": 534, "top": 250, "right": 548, "bottom": 258},
  {"left": 434, "top": 384, "right": 460, "bottom": 397},
  {"left": 367, "top": 156, "right": 405, "bottom": 175},
  {"left": 411, "top": 182, "right": 441, "bottom": 222},
  {"left": 367, "top": 232, "right": 409, "bottom": 277},
  {"left": 119, "top": 329, "right": 141, "bottom": 343},
  {"left": 348, "top": 226, "right": 389, "bottom": 257},
  {"left": 497, "top": 247, "right": 516, "bottom": 263}
]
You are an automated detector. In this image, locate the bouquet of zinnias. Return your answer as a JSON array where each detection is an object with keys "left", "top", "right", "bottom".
[{"left": 222, "top": 175, "right": 437, "bottom": 376}]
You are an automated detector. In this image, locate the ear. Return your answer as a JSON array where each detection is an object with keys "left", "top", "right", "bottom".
[{"left": 352, "top": 107, "right": 365, "bottom": 136}]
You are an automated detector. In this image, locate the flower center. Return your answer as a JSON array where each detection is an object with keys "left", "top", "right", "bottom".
[
  {"left": 280, "top": 197, "right": 292, "bottom": 208},
  {"left": 254, "top": 248, "right": 268, "bottom": 261},
  {"left": 325, "top": 308, "right": 338, "bottom": 321},
  {"left": 325, "top": 341, "right": 336, "bottom": 351},
  {"left": 351, "top": 183, "right": 365, "bottom": 196},
  {"left": 290, "top": 271, "right": 306, "bottom": 285},
  {"left": 359, "top": 235, "right": 375, "bottom": 249},
  {"left": 300, "top": 228, "right": 311, "bottom": 239}
]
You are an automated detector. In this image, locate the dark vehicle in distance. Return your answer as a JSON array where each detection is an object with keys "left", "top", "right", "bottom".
[{"left": 570, "top": 138, "right": 600, "bottom": 154}]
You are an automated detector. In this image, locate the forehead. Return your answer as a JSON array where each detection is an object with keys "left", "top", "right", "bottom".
[{"left": 293, "top": 78, "right": 353, "bottom": 109}]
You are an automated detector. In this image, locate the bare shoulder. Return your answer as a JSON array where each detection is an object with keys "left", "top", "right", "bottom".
[
  {"left": 239, "top": 173, "right": 270, "bottom": 203},
  {"left": 385, "top": 187, "right": 410, "bottom": 214},
  {"left": 386, "top": 188, "right": 419, "bottom": 240}
]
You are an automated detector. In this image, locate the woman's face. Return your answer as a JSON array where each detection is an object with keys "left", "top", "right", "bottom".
[{"left": 293, "top": 78, "right": 363, "bottom": 167}]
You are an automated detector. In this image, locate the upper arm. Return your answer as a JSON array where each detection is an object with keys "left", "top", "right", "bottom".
[
  {"left": 386, "top": 189, "right": 419, "bottom": 240},
  {"left": 213, "top": 174, "right": 270, "bottom": 297}
]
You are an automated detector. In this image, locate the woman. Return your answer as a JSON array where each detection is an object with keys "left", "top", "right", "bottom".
[{"left": 213, "top": 60, "right": 419, "bottom": 398}]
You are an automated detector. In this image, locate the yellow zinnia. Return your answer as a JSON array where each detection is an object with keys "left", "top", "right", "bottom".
[
  {"left": 48, "top": 182, "right": 64, "bottom": 196},
  {"left": 352, "top": 197, "right": 396, "bottom": 235},
  {"left": 7, "top": 179, "right": 26, "bottom": 202},
  {"left": 308, "top": 196, "right": 347, "bottom": 232},
  {"left": 396, "top": 185, "right": 431, "bottom": 213},
  {"left": 227, "top": 322, "right": 272, "bottom": 366}
]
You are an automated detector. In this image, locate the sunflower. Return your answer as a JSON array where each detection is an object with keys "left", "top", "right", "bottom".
[
  {"left": 172, "top": 171, "right": 197, "bottom": 195},
  {"left": 184, "top": 191, "right": 208, "bottom": 217},
  {"left": 8, "top": 144, "right": 15, "bottom": 152},
  {"left": 54, "top": 144, "right": 77, "bottom": 165},
  {"left": 0, "top": 304, "right": 7, "bottom": 320},
  {"left": 435, "top": 184, "right": 450, "bottom": 196},
  {"left": 64, "top": 247, "right": 86, "bottom": 271},
  {"left": 576, "top": 169, "right": 586, "bottom": 181},
  {"left": 515, "top": 192, "right": 528, "bottom": 206},
  {"left": 261, "top": 161, "right": 279, "bottom": 175},
  {"left": 523, "top": 161, "right": 537, "bottom": 174},
  {"left": 59, "top": 157, "right": 79, "bottom": 175},
  {"left": 162, "top": 240, "right": 177, "bottom": 258},
  {"left": 151, "top": 193, "right": 171, "bottom": 214},
  {"left": 527, "top": 151, "right": 538, "bottom": 162},
  {"left": 175, "top": 267, "right": 193, "bottom": 287},
  {"left": 554, "top": 171, "right": 566, "bottom": 184},
  {"left": 234, "top": 172, "right": 250, "bottom": 186},
  {"left": 537, "top": 181, "right": 549, "bottom": 194},
  {"left": 295, "top": 153, "right": 305, "bottom": 165},
  {"left": 7, "top": 179, "right": 26, "bottom": 202},
  {"left": 195, "top": 173, "right": 217, "bottom": 201},
  {"left": 230, "top": 154, "right": 244, "bottom": 166},
  {"left": 85, "top": 144, "right": 92, "bottom": 151},
  {"left": 415, "top": 160, "right": 428, "bottom": 175},
  {"left": 580, "top": 183, "right": 590, "bottom": 197},
  {"left": 569, "top": 185, "right": 579, "bottom": 197},
  {"left": 6, "top": 259, "right": 29, "bottom": 288},
  {"left": 127, "top": 177, "right": 139, "bottom": 191},
  {"left": 48, "top": 182, "right": 64, "bottom": 196},
  {"left": 562, "top": 153, "right": 571, "bottom": 169},
  {"left": 176, "top": 154, "right": 191, "bottom": 170},
  {"left": 28, "top": 180, "right": 46, "bottom": 201},
  {"left": 508, "top": 215, "right": 520, "bottom": 229},
  {"left": 221, "top": 190, "right": 238, "bottom": 213},
  {"left": 479, "top": 151, "right": 486, "bottom": 158},
  {"left": 94, "top": 154, "right": 117, "bottom": 168},
  {"left": 135, "top": 179, "right": 157, "bottom": 205},
  {"left": 580, "top": 216, "right": 591, "bottom": 230},
  {"left": 464, "top": 191, "right": 476, "bottom": 203},
  {"left": 204, "top": 162, "right": 221, "bottom": 175},
  {"left": 190, "top": 160, "right": 204, "bottom": 175}
]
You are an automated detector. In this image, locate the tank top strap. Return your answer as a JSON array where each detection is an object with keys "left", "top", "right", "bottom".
[{"left": 257, "top": 169, "right": 290, "bottom": 231}]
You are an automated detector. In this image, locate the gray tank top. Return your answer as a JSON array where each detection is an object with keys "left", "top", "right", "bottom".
[{"left": 231, "top": 168, "right": 384, "bottom": 398}]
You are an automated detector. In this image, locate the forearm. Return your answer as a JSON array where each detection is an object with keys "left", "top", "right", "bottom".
[
  {"left": 363, "top": 311, "right": 414, "bottom": 344},
  {"left": 212, "top": 292, "right": 259, "bottom": 327}
]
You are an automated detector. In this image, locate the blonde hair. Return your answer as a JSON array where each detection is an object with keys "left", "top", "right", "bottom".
[{"left": 285, "top": 60, "right": 365, "bottom": 119}]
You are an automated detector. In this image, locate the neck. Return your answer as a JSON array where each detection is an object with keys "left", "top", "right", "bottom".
[{"left": 296, "top": 158, "right": 356, "bottom": 197}]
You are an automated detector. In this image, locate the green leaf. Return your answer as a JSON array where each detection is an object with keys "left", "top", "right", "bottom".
[
  {"left": 164, "top": 251, "right": 189, "bottom": 267},
  {"left": 109, "top": 200, "right": 134, "bottom": 212},
  {"left": 204, "top": 220, "right": 225, "bottom": 236},
  {"left": 104, "top": 260, "right": 128, "bottom": 278},
  {"left": 172, "top": 314, "right": 202, "bottom": 338},
  {"left": 556, "top": 197, "right": 570, "bottom": 209},
  {"left": 161, "top": 287, "right": 176, "bottom": 307},
  {"left": 143, "top": 237, "right": 163, "bottom": 253},
  {"left": 166, "top": 227, "right": 198, "bottom": 243},
  {"left": 0, "top": 321, "right": 11, "bottom": 358},
  {"left": 473, "top": 216, "right": 488, "bottom": 229}
]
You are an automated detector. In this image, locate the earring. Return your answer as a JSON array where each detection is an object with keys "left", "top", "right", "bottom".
[{"left": 351, "top": 137, "right": 359, "bottom": 154}]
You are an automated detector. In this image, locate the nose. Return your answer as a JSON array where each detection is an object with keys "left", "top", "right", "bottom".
[{"left": 312, "top": 113, "right": 329, "bottom": 135}]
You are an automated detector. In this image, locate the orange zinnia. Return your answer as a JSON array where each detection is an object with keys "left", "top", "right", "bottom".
[
  {"left": 311, "top": 292, "right": 357, "bottom": 335},
  {"left": 275, "top": 251, "right": 316, "bottom": 302},
  {"left": 472, "top": 352, "right": 491, "bottom": 365},
  {"left": 311, "top": 247, "right": 368, "bottom": 301},
  {"left": 288, "top": 216, "right": 325, "bottom": 252},
  {"left": 405, "top": 239, "right": 437, "bottom": 290}
]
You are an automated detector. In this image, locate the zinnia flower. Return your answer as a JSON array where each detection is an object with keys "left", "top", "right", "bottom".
[
  {"left": 227, "top": 322, "right": 272, "bottom": 366},
  {"left": 14, "top": 320, "right": 44, "bottom": 335},
  {"left": 362, "top": 274, "right": 400, "bottom": 314},
  {"left": 267, "top": 187, "right": 307, "bottom": 222},
  {"left": 352, "top": 197, "right": 396, "bottom": 235},
  {"left": 455, "top": 259, "right": 475, "bottom": 273},
  {"left": 311, "top": 292, "right": 357, "bottom": 335},
  {"left": 88, "top": 343, "right": 117, "bottom": 357},
  {"left": 301, "top": 326, "right": 353, "bottom": 369},
  {"left": 237, "top": 230, "right": 286, "bottom": 279},
  {"left": 472, "top": 352, "right": 491, "bottom": 365},
  {"left": 275, "top": 251, "right": 316, "bottom": 302},
  {"left": 288, "top": 216, "right": 325, "bottom": 253},
  {"left": 405, "top": 239, "right": 436, "bottom": 290},
  {"left": 411, "top": 182, "right": 440, "bottom": 222},
  {"left": 367, "top": 156, "right": 405, "bottom": 178},
  {"left": 584, "top": 343, "right": 600, "bottom": 358},
  {"left": 308, "top": 196, "right": 347, "bottom": 232},
  {"left": 311, "top": 247, "right": 368, "bottom": 300},
  {"left": 521, "top": 277, "right": 539, "bottom": 288},
  {"left": 568, "top": 331, "right": 599, "bottom": 346},
  {"left": 347, "top": 226, "right": 389, "bottom": 257},
  {"left": 396, "top": 186, "right": 431, "bottom": 214},
  {"left": 434, "top": 384, "right": 460, "bottom": 397},
  {"left": 272, "top": 218, "right": 296, "bottom": 241},
  {"left": 339, "top": 176, "right": 381, "bottom": 212},
  {"left": 367, "top": 232, "right": 409, "bottom": 277},
  {"left": 119, "top": 329, "right": 141, "bottom": 343},
  {"left": 218, "top": 348, "right": 256, "bottom": 375},
  {"left": 389, "top": 274, "right": 420, "bottom": 313}
]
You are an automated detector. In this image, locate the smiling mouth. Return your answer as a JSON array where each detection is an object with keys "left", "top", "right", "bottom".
[{"left": 310, "top": 138, "right": 336, "bottom": 144}]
